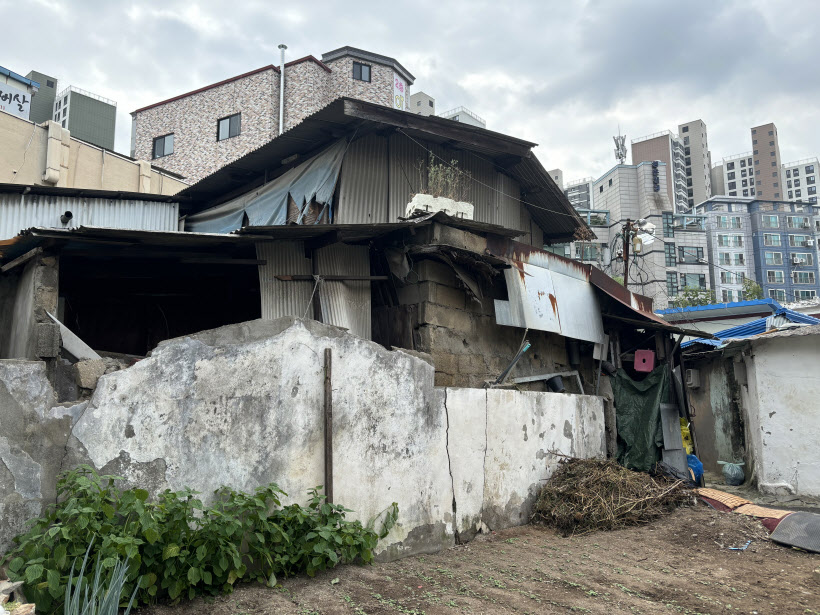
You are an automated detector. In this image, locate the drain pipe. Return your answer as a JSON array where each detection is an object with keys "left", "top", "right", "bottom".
[{"left": 278, "top": 44, "right": 287, "bottom": 135}]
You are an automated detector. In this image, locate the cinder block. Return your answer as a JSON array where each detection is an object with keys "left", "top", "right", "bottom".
[
  {"left": 35, "top": 323, "right": 61, "bottom": 358},
  {"left": 433, "top": 352, "right": 458, "bottom": 375},
  {"left": 74, "top": 359, "right": 106, "bottom": 390},
  {"left": 434, "top": 372, "right": 456, "bottom": 387},
  {"left": 431, "top": 283, "right": 466, "bottom": 310},
  {"left": 414, "top": 260, "right": 458, "bottom": 287},
  {"left": 419, "top": 303, "right": 473, "bottom": 331}
]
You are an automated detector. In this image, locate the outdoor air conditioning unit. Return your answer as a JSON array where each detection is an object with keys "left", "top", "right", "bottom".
[
  {"left": 807, "top": 239, "right": 815, "bottom": 246},
  {"left": 685, "top": 369, "right": 700, "bottom": 388},
  {"left": 793, "top": 257, "right": 807, "bottom": 265}
]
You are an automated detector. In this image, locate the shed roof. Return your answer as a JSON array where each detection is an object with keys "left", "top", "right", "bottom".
[
  {"left": 176, "top": 97, "right": 587, "bottom": 243},
  {"left": 682, "top": 307, "right": 820, "bottom": 349}
]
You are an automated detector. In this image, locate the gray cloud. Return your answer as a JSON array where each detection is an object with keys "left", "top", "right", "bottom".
[{"left": 2, "top": 0, "right": 815, "bottom": 181}]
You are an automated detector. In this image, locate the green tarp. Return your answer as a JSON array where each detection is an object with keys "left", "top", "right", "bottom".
[{"left": 613, "top": 366, "right": 670, "bottom": 472}]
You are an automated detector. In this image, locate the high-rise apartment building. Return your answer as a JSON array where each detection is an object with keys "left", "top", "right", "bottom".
[
  {"left": 711, "top": 153, "right": 756, "bottom": 199},
  {"left": 678, "top": 119, "right": 712, "bottom": 209},
  {"left": 631, "top": 131, "right": 688, "bottom": 213},
  {"left": 565, "top": 177, "right": 595, "bottom": 209},
  {"left": 782, "top": 158, "right": 818, "bottom": 204},
  {"left": 25, "top": 71, "right": 57, "bottom": 123},
  {"left": 751, "top": 123, "right": 782, "bottom": 200},
  {"left": 548, "top": 168, "right": 563, "bottom": 190},
  {"left": 52, "top": 85, "right": 117, "bottom": 150}
]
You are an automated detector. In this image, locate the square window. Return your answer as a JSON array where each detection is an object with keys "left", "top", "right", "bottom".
[
  {"left": 769, "top": 141, "right": 774, "bottom": 146},
  {"left": 754, "top": 150, "right": 759, "bottom": 155},
  {"left": 770, "top": 151, "right": 775, "bottom": 156},
  {"left": 786, "top": 170, "right": 791, "bottom": 178},
  {"left": 46, "top": 80, "right": 54, "bottom": 88},
  {"left": 682, "top": 126, "right": 689, "bottom": 133},
  {"left": 217, "top": 113, "right": 241, "bottom": 141},
  {"left": 772, "top": 161, "right": 777, "bottom": 166},
  {"left": 727, "top": 162, "right": 735, "bottom": 170},
  {"left": 794, "top": 169, "right": 800, "bottom": 177},
  {"left": 768, "top": 130, "right": 773, "bottom": 135},
  {"left": 752, "top": 129, "right": 757, "bottom": 134},
  {"left": 352, "top": 62, "right": 371, "bottom": 82},
  {"left": 795, "top": 179, "right": 801, "bottom": 187},
  {"left": 416, "top": 100, "right": 421, "bottom": 106},
  {"left": 428, "top": 100, "right": 433, "bottom": 107},
  {"left": 152, "top": 133, "right": 174, "bottom": 159}
]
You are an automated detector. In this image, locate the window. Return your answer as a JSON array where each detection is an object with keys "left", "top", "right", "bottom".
[
  {"left": 717, "top": 235, "right": 743, "bottom": 248},
  {"left": 792, "top": 252, "right": 814, "bottom": 266},
  {"left": 685, "top": 147, "right": 691, "bottom": 155},
  {"left": 761, "top": 215, "right": 779, "bottom": 228},
  {"left": 352, "top": 62, "right": 371, "bottom": 82},
  {"left": 722, "top": 289, "right": 743, "bottom": 302},
  {"left": 754, "top": 150, "right": 759, "bottom": 155},
  {"left": 720, "top": 271, "right": 740, "bottom": 284},
  {"left": 416, "top": 100, "right": 421, "bottom": 106},
  {"left": 743, "top": 189, "right": 749, "bottom": 196},
  {"left": 680, "top": 274, "right": 706, "bottom": 290},
  {"left": 767, "top": 270, "right": 784, "bottom": 284},
  {"left": 788, "top": 191, "right": 794, "bottom": 198},
  {"left": 718, "top": 252, "right": 732, "bottom": 265},
  {"left": 608, "top": 178, "right": 612, "bottom": 186},
  {"left": 663, "top": 212, "right": 674, "bottom": 238},
  {"left": 728, "top": 181, "right": 736, "bottom": 190},
  {"left": 770, "top": 151, "right": 775, "bottom": 156},
  {"left": 794, "top": 169, "right": 800, "bottom": 177},
  {"left": 796, "top": 290, "right": 817, "bottom": 300},
  {"left": 685, "top": 156, "right": 691, "bottom": 166},
  {"left": 810, "top": 187, "right": 817, "bottom": 195},
  {"left": 575, "top": 244, "right": 601, "bottom": 261},
  {"left": 793, "top": 271, "right": 815, "bottom": 284},
  {"left": 428, "top": 100, "right": 433, "bottom": 107},
  {"left": 741, "top": 160, "right": 747, "bottom": 168},
  {"left": 788, "top": 180, "right": 793, "bottom": 188},
  {"left": 727, "top": 171, "right": 735, "bottom": 180},
  {"left": 61, "top": 119, "right": 66, "bottom": 128},
  {"left": 718, "top": 216, "right": 742, "bottom": 229},
  {"left": 217, "top": 113, "right": 241, "bottom": 141},
  {"left": 599, "top": 185, "right": 603, "bottom": 193},
  {"left": 789, "top": 234, "right": 810, "bottom": 247},
  {"left": 46, "top": 79, "right": 55, "bottom": 88},
  {"left": 733, "top": 253, "right": 745, "bottom": 266},
  {"left": 684, "top": 136, "right": 690, "bottom": 145},
  {"left": 664, "top": 244, "right": 676, "bottom": 267},
  {"left": 678, "top": 246, "right": 703, "bottom": 263},
  {"left": 764, "top": 252, "right": 783, "bottom": 265},
  {"left": 152, "top": 134, "right": 174, "bottom": 159},
  {"left": 795, "top": 189, "right": 802, "bottom": 198},
  {"left": 787, "top": 216, "right": 810, "bottom": 229},
  {"left": 786, "top": 170, "right": 792, "bottom": 178},
  {"left": 772, "top": 162, "right": 777, "bottom": 167},
  {"left": 763, "top": 233, "right": 781, "bottom": 246},
  {"left": 727, "top": 162, "right": 735, "bottom": 170},
  {"left": 752, "top": 129, "right": 757, "bottom": 134},
  {"left": 808, "top": 176, "right": 816, "bottom": 185},
  {"left": 742, "top": 180, "right": 748, "bottom": 187},
  {"left": 666, "top": 272, "right": 678, "bottom": 297},
  {"left": 769, "top": 289, "right": 786, "bottom": 301},
  {"left": 807, "top": 165, "right": 815, "bottom": 174},
  {"left": 768, "top": 130, "right": 774, "bottom": 135},
  {"left": 729, "top": 191, "right": 737, "bottom": 196}
]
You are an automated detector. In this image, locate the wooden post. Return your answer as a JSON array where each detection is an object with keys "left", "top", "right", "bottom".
[{"left": 323, "top": 347, "right": 333, "bottom": 503}]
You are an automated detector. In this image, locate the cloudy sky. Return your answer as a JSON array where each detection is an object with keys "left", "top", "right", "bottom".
[{"left": 4, "top": 0, "right": 816, "bottom": 182}]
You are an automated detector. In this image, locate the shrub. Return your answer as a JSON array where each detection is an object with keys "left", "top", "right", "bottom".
[{"left": 1, "top": 466, "right": 397, "bottom": 614}]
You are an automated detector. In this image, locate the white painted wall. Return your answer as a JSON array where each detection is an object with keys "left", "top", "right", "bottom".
[{"left": 739, "top": 334, "right": 820, "bottom": 496}]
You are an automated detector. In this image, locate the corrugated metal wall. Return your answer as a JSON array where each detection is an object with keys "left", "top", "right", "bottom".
[
  {"left": 0, "top": 193, "right": 179, "bottom": 240},
  {"left": 256, "top": 241, "right": 372, "bottom": 340},
  {"left": 336, "top": 134, "right": 388, "bottom": 224},
  {"left": 335, "top": 133, "right": 532, "bottom": 242},
  {"left": 256, "top": 242, "right": 313, "bottom": 320},
  {"left": 315, "top": 244, "right": 371, "bottom": 340}
]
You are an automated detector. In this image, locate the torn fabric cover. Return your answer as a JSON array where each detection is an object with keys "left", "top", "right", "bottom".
[
  {"left": 613, "top": 366, "right": 670, "bottom": 472},
  {"left": 185, "top": 139, "right": 348, "bottom": 233}
]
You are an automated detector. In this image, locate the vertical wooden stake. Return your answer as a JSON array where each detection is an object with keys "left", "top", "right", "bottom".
[{"left": 324, "top": 347, "right": 333, "bottom": 503}]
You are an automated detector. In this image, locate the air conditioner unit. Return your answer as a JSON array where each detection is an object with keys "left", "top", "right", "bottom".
[
  {"left": 685, "top": 369, "right": 700, "bottom": 388},
  {"left": 793, "top": 257, "right": 807, "bottom": 265},
  {"left": 807, "top": 239, "right": 815, "bottom": 246}
]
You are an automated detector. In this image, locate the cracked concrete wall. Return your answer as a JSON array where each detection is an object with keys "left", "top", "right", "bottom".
[{"left": 1, "top": 318, "right": 606, "bottom": 558}]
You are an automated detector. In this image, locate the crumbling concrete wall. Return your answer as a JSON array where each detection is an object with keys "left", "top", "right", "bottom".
[
  {"left": 0, "top": 253, "right": 60, "bottom": 361},
  {"left": 0, "top": 318, "right": 606, "bottom": 557}
]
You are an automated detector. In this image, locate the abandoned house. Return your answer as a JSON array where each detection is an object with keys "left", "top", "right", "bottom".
[{"left": 0, "top": 96, "right": 711, "bottom": 555}]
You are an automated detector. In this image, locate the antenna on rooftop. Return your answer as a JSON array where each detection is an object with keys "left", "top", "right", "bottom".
[{"left": 613, "top": 125, "right": 627, "bottom": 165}]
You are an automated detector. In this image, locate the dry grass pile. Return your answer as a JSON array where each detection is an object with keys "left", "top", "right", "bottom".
[{"left": 532, "top": 458, "right": 691, "bottom": 536}]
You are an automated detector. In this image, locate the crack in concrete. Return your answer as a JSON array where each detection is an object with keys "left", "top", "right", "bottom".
[{"left": 443, "top": 387, "right": 460, "bottom": 544}]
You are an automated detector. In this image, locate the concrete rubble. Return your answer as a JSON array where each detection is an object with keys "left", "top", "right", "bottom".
[{"left": 0, "top": 317, "right": 606, "bottom": 558}]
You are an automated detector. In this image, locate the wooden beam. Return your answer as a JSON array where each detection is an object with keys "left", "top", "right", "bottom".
[
  {"left": 275, "top": 275, "right": 388, "bottom": 281},
  {"left": 178, "top": 258, "right": 266, "bottom": 266},
  {"left": 1, "top": 247, "right": 42, "bottom": 273}
]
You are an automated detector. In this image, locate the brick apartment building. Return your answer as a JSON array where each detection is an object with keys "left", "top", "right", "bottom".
[{"left": 130, "top": 47, "right": 414, "bottom": 182}]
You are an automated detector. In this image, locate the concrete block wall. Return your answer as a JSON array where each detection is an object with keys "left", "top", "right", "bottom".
[
  {"left": 0, "top": 318, "right": 606, "bottom": 557},
  {"left": 406, "top": 259, "right": 572, "bottom": 388}
]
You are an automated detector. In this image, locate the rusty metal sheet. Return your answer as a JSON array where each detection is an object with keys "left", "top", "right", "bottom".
[{"left": 494, "top": 262, "right": 605, "bottom": 344}]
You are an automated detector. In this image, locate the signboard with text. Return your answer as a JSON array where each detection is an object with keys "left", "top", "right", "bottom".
[
  {"left": 393, "top": 73, "right": 406, "bottom": 110},
  {"left": 0, "top": 81, "right": 31, "bottom": 120}
]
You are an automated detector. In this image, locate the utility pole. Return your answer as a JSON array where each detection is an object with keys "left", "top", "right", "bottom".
[{"left": 622, "top": 219, "right": 633, "bottom": 291}]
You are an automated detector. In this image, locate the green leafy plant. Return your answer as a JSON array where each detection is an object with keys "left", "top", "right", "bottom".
[
  {"left": 742, "top": 278, "right": 763, "bottom": 300},
  {"left": 671, "top": 286, "right": 716, "bottom": 307},
  {"left": 416, "top": 158, "right": 470, "bottom": 201},
  {"left": 1, "top": 466, "right": 398, "bottom": 614}
]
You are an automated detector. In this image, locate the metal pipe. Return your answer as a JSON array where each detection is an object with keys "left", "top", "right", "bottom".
[{"left": 278, "top": 44, "right": 287, "bottom": 136}]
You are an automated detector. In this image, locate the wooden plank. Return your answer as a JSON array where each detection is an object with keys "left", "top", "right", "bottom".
[
  {"left": 275, "top": 274, "right": 388, "bottom": 281},
  {"left": 1, "top": 247, "right": 42, "bottom": 273},
  {"left": 660, "top": 403, "right": 684, "bottom": 451},
  {"left": 324, "top": 348, "right": 333, "bottom": 504}
]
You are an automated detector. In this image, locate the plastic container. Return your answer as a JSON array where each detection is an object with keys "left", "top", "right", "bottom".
[{"left": 718, "top": 460, "right": 746, "bottom": 486}]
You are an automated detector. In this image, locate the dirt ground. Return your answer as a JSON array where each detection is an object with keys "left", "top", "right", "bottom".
[{"left": 142, "top": 503, "right": 819, "bottom": 615}]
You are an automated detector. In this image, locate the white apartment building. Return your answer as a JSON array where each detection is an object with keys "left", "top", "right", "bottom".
[
  {"left": 679, "top": 119, "right": 712, "bottom": 209},
  {"left": 565, "top": 177, "right": 595, "bottom": 209},
  {"left": 782, "top": 157, "right": 818, "bottom": 204},
  {"left": 710, "top": 153, "right": 756, "bottom": 200},
  {"left": 438, "top": 106, "right": 486, "bottom": 128},
  {"left": 409, "top": 91, "right": 435, "bottom": 116}
]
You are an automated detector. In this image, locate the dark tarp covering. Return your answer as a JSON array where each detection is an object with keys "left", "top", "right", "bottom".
[
  {"left": 185, "top": 139, "right": 347, "bottom": 233},
  {"left": 613, "top": 366, "right": 670, "bottom": 472}
]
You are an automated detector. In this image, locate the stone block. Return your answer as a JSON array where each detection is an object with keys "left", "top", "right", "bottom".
[
  {"left": 419, "top": 303, "right": 473, "bottom": 331},
  {"left": 433, "top": 352, "right": 458, "bottom": 375},
  {"left": 457, "top": 354, "right": 487, "bottom": 376},
  {"left": 34, "top": 323, "right": 60, "bottom": 358},
  {"left": 74, "top": 359, "right": 106, "bottom": 390},
  {"left": 434, "top": 372, "right": 456, "bottom": 387},
  {"left": 431, "top": 283, "right": 466, "bottom": 310},
  {"left": 414, "top": 259, "right": 458, "bottom": 287}
]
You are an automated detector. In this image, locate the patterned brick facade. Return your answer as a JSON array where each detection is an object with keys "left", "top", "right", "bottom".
[{"left": 132, "top": 50, "right": 412, "bottom": 183}]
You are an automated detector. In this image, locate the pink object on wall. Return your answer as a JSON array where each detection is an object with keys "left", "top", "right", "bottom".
[{"left": 634, "top": 349, "right": 655, "bottom": 372}]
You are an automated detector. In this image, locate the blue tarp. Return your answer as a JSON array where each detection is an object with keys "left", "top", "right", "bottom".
[
  {"left": 186, "top": 139, "right": 347, "bottom": 233},
  {"left": 682, "top": 307, "right": 820, "bottom": 348}
]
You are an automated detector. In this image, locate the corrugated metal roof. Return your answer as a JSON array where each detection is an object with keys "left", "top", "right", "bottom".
[
  {"left": 682, "top": 308, "right": 820, "bottom": 348},
  {"left": 175, "top": 98, "right": 588, "bottom": 243}
]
